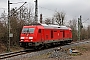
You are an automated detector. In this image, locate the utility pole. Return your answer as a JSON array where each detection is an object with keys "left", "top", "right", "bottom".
[
  {"left": 34, "top": 0, "right": 38, "bottom": 23},
  {"left": 40, "top": 14, "right": 42, "bottom": 23},
  {"left": 78, "top": 15, "right": 82, "bottom": 41},
  {"left": 78, "top": 18, "right": 80, "bottom": 41},
  {"left": 8, "top": 0, "right": 10, "bottom": 52}
]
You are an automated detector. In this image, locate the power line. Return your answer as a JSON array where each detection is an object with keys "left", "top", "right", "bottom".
[
  {"left": 39, "top": 6, "right": 56, "bottom": 12},
  {"left": 82, "top": 18, "right": 89, "bottom": 23},
  {"left": 25, "top": 2, "right": 57, "bottom": 12}
]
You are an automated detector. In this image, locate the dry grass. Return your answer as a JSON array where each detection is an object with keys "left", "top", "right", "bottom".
[
  {"left": 10, "top": 46, "right": 24, "bottom": 52},
  {"left": 70, "top": 43, "right": 90, "bottom": 60},
  {"left": 0, "top": 42, "right": 7, "bottom": 53},
  {"left": 0, "top": 42, "right": 24, "bottom": 53}
]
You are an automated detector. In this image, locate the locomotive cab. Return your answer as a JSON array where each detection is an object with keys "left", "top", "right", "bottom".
[
  {"left": 21, "top": 27, "right": 35, "bottom": 42},
  {"left": 19, "top": 25, "right": 44, "bottom": 48},
  {"left": 20, "top": 26, "right": 36, "bottom": 47}
]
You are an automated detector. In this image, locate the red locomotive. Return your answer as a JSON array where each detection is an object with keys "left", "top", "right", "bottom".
[{"left": 19, "top": 23, "right": 72, "bottom": 49}]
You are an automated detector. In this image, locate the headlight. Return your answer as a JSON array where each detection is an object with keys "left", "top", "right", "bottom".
[
  {"left": 29, "top": 37, "right": 33, "bottom": 39},
  {"left": 21, "top": 37, "right": 24, "bottom": 39},
  {"left": 21, "top": 40, "right": 23, "bottom": 41}
]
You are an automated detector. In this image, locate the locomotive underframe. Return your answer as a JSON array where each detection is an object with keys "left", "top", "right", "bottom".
[{"left": 20, "top": 39, "right": 72, "bottom": 48}]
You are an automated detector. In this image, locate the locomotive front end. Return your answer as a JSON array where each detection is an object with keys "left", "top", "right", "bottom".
[{"left": 19, "top": 26, "right": 35, "bottom": 48}]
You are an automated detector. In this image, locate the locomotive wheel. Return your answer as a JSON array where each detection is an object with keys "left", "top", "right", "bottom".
[
  {"left": 34, "top": 46, "right": 39, "bottom": 50},
  {"left": 34, "top": 45, "right": 43, "bottom": 50},
  {"left": 44, "top": 44, "right": 48, "bottom": 48},
  {"left": 39, "top": 45, "right": 44, "bottom": 49}
]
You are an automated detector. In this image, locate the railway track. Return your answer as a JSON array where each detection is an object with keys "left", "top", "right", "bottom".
[
  {"left": 0, "top": 40, "right": 90, "bottom": 60},
  {"left": 0, "top": 50, "right": 27, "bottom": 60}
]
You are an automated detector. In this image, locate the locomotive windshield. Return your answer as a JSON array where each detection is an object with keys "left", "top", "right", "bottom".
[{"left": 22, "top": 28, "right": 35, "bottom": 33}]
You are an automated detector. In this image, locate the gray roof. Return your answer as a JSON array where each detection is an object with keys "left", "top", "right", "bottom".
[{"left": 41, "top": 24, "right": 70, "bottom": 30}]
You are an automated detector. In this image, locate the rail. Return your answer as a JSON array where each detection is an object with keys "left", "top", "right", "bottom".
[{"left": 0, "top": 50, "right": 27, "bottom": 59}]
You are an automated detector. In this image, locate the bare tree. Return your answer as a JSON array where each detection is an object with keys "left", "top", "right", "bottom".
[
  {"left": 0, "top": 21, "right": 7, "bottom": 42},
  {"left": 0, "top": 11, "right": 8, "bottom": 47},
  {"left": 87, "top": 25, "right": 90, "bottom": 39},
  {"left": 0, "top": 11, "right": 7, "bottom": 26},
  {"left": 81, "top": 27, "right": 87, "bottom": 40},
  {"left": 22, "top": 7, "right": 33, "bottom": 25},
  {"left": 54, "top": 11, "right": 65, "bottom": 25},
  {"left": 11, "top": 6, "right": 33, "bottom": 25},
  {"left": 51, "top": 17, "right": 54, "bottom": 24},
  {"left": 45, "top": 18, "right": 51, "bottom": 25},
  {"left": 69, "top": 19, "right": 77, "bottom": 41}
]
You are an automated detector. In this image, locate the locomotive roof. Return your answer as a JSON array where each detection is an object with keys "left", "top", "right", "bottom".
[
  {"left": 41, "top": 24, "right": 71, "bottom": 30},
  {"left": 23, "top": 23, "right": 71, "bottom": 30}
]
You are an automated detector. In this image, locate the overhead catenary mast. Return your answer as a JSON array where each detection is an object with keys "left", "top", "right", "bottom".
[
  {"left": 8, "top": 0, "right": 10, "bottom": 52},
  {"left": 78, "top": 15, "right": 83, "bottom": 41},
  {"left": 34, "top": 0, "right": 38, "bottom": 23}
]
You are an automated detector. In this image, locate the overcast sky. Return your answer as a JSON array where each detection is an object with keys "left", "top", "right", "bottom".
[{"left": 0, "top": 0, "right": 90, "bottom": 26}]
